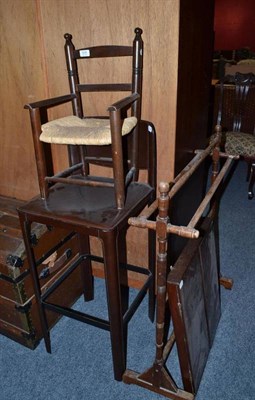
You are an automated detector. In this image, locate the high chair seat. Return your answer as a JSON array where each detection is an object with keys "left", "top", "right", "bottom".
[{"left": 40, "top": 116, "right": 137, "bottom": 145}]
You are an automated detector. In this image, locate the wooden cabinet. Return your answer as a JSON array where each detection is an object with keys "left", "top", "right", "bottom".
[
  {"left": 0, "top": 196, "right": 83, "bottom": 348},
  {"left": 171, "top": 0, "right": 215, "bottom": 261}
]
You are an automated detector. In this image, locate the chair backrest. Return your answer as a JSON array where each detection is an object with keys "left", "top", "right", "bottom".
[
  {"left": 64, "top": 28, "right": 143, "bottom": 175},
  {"left": 224, "top": 63, "right": 255, "bottom": 76},
  {"left": 215, "top": 72, "right": 255, "bottom": 134}
]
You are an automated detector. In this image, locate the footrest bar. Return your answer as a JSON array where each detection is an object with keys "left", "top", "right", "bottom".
[
  {"left": 123, "top": 273, "right": 152, "bottom": 325},
  {"left": 43, "top": 301, "right": 110, "bottom": 331},
  {"left": 41, "top": 255, "right": 86, "bottom": 301},
  {"left": 89, "top": 254, "right": 152, "bottom": 276}
]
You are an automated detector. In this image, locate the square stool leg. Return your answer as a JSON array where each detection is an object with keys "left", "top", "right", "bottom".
[
  {"left": 19, "top": 215, "right": 52, "bottom": 353},
  {"left": 101, "top": 230, "right": 126, "bottom": 381},
  {"left": 78, "top": 234, "right": 94, "bottom": 301}
]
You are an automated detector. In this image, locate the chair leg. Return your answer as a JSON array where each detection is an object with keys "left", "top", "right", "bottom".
[
  {"left": 117, "top": 229, "right": 130, "bottom": 358},
  {"left": 101, "top": 230, "right": 126, "bottom": 381},
  {"left": 248, "top": 163, "right": 255, "bottom": 200},
  {"left": 19, "top": 215, "right": 51, "bottom": 353},
  {"left": 78, "top": 234, "right": 94, "bottom": 301},
  {"left": 246, "top": 161, "right": 252, "bottom": 181}
]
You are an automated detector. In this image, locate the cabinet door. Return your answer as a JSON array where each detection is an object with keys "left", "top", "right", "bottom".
[{"left": 171, "top": 0, "right": 215, "bottom": 262}]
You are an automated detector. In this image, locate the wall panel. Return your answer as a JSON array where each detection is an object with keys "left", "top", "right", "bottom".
[
  {"left": 0, "top": 0, "right": 179, "bottom": 198},
  {"left": 0, "top": 0, "right": 46, "bottom": 200},
  {"left": 36, "top": 0, "right": 179, "bottom": 268},
  {"left": 214, "top": 0, "right": 255, "bottom": 51},
  {"left": 39, "top": 0, "right": 179, "bottom": 182},
  {"left": 0, "top": 0, "right": 214, "bottom": 273}
]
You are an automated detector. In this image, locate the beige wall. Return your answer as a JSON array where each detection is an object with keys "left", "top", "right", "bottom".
[
  {"left": 0, "top": 0, "right": 45, "bottom": 199},
  {"left": 0, "top": 0, "right": 179, "bottom": 200},
  {"left": 0, "top": 0, "right": 180, "bottom": 271},
  {"left": 0, "top": 0, "right": 215, "bottom": 277}
]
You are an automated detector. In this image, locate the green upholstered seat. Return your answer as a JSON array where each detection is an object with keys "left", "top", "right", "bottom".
[{"left": 225, "top": 132, "right": 255, "bottom": 157}]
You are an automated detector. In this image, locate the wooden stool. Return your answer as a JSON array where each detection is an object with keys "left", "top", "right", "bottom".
[{"left": 18, "top": 152, "right": 155, "bottom": 380}]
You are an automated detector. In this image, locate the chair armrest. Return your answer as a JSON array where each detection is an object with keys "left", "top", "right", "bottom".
[
  {"left": 24, "top": 94, "right": 76, "bottom": 110},
  {"left": 107, "top": 93, "right": 140, "bottom": 112}
]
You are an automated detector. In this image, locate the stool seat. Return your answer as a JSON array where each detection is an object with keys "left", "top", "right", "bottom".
[
  {"left": 19, "top": 181, "right": 153, "bottom": 231},
  {"left": 18, "top": 177, "right": 155, "bottom": 381}
]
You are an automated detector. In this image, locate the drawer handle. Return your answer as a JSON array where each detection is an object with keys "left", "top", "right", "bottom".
[{"left": 39, "top": 249, "right": 72, "bottom": 279}]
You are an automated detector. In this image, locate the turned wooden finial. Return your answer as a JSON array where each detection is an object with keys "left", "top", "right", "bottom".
[
  {"left": 158, "top": 182, "right": 170, "bottom": 219},
  {"left": 64, "top": 33, "right": 73, "bottom": 42},
  {"left": 215, "top": 124, "right": 222, "bottom": 134},
  {"left": 159, "top": 182, "right": 169, "bottom": 195},
  {"left": 134, "top": 27, "right": 143, "bottom": 37},
  {"left": 214, "top": 124, "right": 222, "bottom": 145}
]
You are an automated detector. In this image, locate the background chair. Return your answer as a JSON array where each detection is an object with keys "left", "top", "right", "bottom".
[
  {"left": 19, "top": 27, "right": 157, "bottom": 381},
  {"left": 213, "top": 72, "right": 255, "bottom": 199}
]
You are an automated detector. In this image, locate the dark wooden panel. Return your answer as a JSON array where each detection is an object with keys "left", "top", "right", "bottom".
[
  {"left": 168, "top": 216, "right": 221, "bottom": 393},
  {"left": 168, "top": 241, "right": 210, "bottom": 393},
  {"left": 176, "top": 0, "right": 215, "bottom": 167},
  {"left": 170, "top": 0, "right": 215, "bottom": 262},
  {"left": 181, "top": 253, "right": 210, "bottom": 391},
  {"left": 199, "top": 222, "right": 221, "bottom": 346}
]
